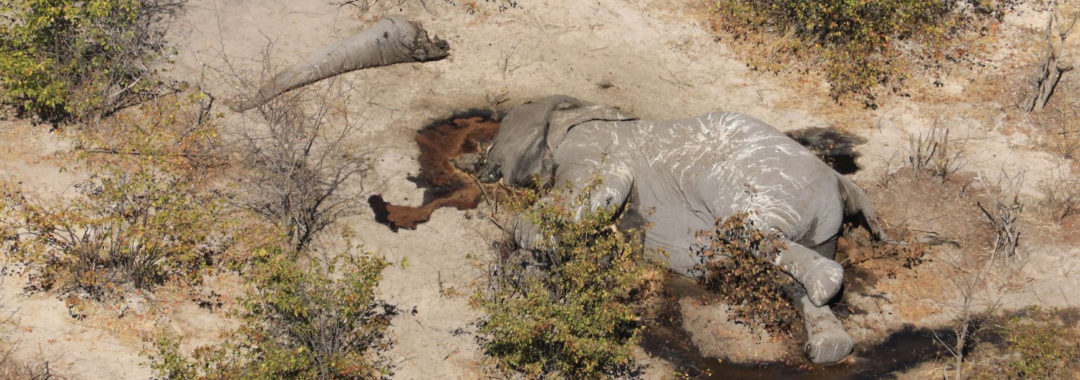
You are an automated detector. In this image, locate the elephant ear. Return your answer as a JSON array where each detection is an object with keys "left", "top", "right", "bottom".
[
  {"left": 545, "top": 100, "right": 635, "bottom": 151},
  {"left": 487, "top": 95, "right": 582, "bottom": 185}
]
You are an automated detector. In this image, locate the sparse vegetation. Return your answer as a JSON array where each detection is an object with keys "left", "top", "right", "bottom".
[
  {"left": 964, "top": 307, "right": 1080, "bottom": 379},
  {"left": 710, "top": 0, "right": 999, "bottom": 106},
  {"left": 1, "top": 93, "right": 226, "bottom": 300},
  {"left": 0, "top": 0, "right": 184, "bottom": 122},
  {"left": 149, "top": 242, "right": 393, "bottom": 380},
  {"left": 907, "top": 123, "right": 966, "bottom": 183},
  {"left": 692, "top": 213, "right": 799, "bottom": 337},
  {"left": 235, "top": 77, "right": 371, "bottom": 253},
  {"left": 473, "top": 184, "right": 657, "bottom": 379},
  {"left": 1038, "top": 170, "right": 1080, "bottom": 223},
  {"left": 977, "top": 173, "right": 1024, "bottom": 258},
  {"left": 997, "top": 307, "right": 1080, "bottom": 379}
]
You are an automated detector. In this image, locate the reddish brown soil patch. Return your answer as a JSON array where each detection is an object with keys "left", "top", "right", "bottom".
[{"left": 369, "top": 110, "right": 500, "bottom": 231}]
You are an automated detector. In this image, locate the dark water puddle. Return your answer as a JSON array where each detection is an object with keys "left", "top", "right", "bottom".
[
  {"left": 368, "top": 110, "right": 500, "bottom": 231},
  {"left": 641, "top": 277, "right": 963, "bottom": 379}
]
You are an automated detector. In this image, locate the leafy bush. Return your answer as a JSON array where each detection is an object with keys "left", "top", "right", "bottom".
[
  {"left": 2, "top": 93, "right": 224, "bottom": 299},
  {"left": 149, "top": 244, "right": 393, "bottom": 380},
  {"left": 712, "top": 0, "right": 994, "bottom": 105},
  {"left": 473, "top": 185, "right": 656, "bottom": 379},
  {"left": 692, "top": 213, "right": 799, "bottom": 337},
  {"left": 0, "top": 0, "right": 182, "bottom": 122}
]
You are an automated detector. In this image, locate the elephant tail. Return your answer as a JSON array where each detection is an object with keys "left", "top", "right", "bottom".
[
  {"left": 786, "top": 127, "right": 866, "bottom": 175},
  {"left": 838, "top": 175, "right": 898, "bottom": 244}
]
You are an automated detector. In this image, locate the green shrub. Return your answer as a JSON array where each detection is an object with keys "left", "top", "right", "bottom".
[
  {"left": 712, "top": 0, "right": 995, "bottom": 106},
  {"left": 149, "top": 244, "right": 393, "bottom": 380},
  {"left": 0, "top": 0, "right": 181, "bottom": 122},
  {"left": 473, "top": 184, "right": 657, "bottom": 379},
  {"left": 2, "top": 93, "right": 224, "bottom": 299},
  {"left": 693, "top": 213, "right": 799, "bottom": 337},
  {"left": 998, "top": 307, "right": 1080, "bottom": 379}
]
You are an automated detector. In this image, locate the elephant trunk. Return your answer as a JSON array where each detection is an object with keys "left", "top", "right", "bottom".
[{"left": 230, "top": 17, "right": 450, "bottom": 112}]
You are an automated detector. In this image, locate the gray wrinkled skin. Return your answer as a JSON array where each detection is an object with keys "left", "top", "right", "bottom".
[
  {"left": 230, "top": 17, "right": 449, "bottom": 112},
  {"left": 480, "top": 95, "right": 895, "bottom": 364}
]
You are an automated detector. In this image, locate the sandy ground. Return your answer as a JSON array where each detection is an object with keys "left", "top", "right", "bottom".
[{"left": 2, "top": 0, "right": 1079, "bottom": 379}]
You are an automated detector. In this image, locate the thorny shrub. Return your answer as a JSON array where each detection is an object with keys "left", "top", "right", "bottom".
[
  {"left": 236, "top": 80, "right": 371, "bottom": 253},
  {"left": 1, "top": 93, "right": 226, "bottom": 300},
  {"left": 1038, "top": 171, "right": 1080, "bottom": 224},
  {"left": 149, "top": 242, "right": 393, "bottom": 380},
  {"left": 710, "top": 0, "right": 1002, "bottom": 106},
  {"left": 473, "top": 183, "right": 658, "bottom": 379},
  {"left": 0, "top": 0, "right": 184, "bottom": 122},
  {"left": 692, "top": 213, "right": 799, "bottom": 337}
]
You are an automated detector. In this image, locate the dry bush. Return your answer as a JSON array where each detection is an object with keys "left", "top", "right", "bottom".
[
  {"left": 977, "top": 172, "right": 1024, "bottom": 258},
  {"left": 1, "top": 93, "right": 227, "bottom": 300},
  {"left": 0, "top": 355, "right": 58, "bottom": 380},
  {"left": 907, "top": 122, "right": 966, "bottom": 183},
  {"left": 1038, "top": 169, "right": 1080, "bottom": 223},
  {"left": 935, "top": 172, "right": 1025, "bottom": 379},
  {"left": 230, "top": 53, "right": 371, "bottom": 252},
  {"left": 692, "top": 213, "right": 799, "bottom": 337},
  {"left": 149, "top": 240, "right": 393, "bottom": 380}
]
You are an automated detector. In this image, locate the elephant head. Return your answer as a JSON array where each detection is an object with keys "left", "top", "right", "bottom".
[{"left": 478, "top": 95, "right": 634, "bottom": 186}]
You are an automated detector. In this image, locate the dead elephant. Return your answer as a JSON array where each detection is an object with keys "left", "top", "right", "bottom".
[
  {"left": 478, "top": 95, "right": 896, "bottom": 364},
  {"left": 230, "top": 17, "right": 449, "bottom": 112}
]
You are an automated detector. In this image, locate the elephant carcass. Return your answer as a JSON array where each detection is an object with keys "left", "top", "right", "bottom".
[
  {"left": 478, "top": 95, "right": 894, "bottom": 364},
  {"left": 230, "top": 17, "right": 450, "bottom": 112}
]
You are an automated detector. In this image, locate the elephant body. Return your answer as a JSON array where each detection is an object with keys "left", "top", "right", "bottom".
[
  {"left": 556, "top": 112, "right": 850, "bottom": 274},
  {"left": 480, "top": 95, "right": 893, "bottom": 364}
]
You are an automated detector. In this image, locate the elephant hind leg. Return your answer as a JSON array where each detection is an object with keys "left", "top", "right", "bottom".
[
  {"left": 783, "top": 284, "right": 854, "bottom": 364},
  {"left": 775, "top": 239, "right": 843, "bottom": 307}
]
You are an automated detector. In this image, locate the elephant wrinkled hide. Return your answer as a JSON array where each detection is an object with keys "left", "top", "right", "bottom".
[
  {"left": 230, "top": 17, "right": 449, "bottom": 112},
  {"left": 481, "top": 95, "right": 895, "bottom": 364}
]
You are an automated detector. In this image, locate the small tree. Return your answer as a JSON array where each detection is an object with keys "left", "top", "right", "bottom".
[{"left": 235, "top": 78, "right": 371, "bottom": 253}]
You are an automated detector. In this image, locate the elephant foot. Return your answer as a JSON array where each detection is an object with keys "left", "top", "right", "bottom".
[
  {"left": 801, "top": 257, "right": 844, "bottom": 307},
  {"left": 796, "top": 292, "right": 854, "bottom": 364},
  {"left": 805, "top": 322, "right": 854, "bottom": 364}
]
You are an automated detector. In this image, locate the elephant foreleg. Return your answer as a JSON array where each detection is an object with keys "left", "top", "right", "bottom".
[
  {"left": 773, "top": 239, "right": 844, "bottom": 307},
  {"left": 785, "top": 284, "right": 855, "bottom": 364}
]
